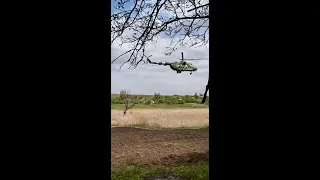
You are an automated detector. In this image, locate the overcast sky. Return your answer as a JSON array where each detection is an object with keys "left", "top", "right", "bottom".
[{"left": 111, "top": 1, "right": 209, "bottom": 95}]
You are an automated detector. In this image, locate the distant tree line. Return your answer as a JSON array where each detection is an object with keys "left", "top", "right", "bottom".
[{"left": 112, "top": 90, "right": 209, "bottom": 105}]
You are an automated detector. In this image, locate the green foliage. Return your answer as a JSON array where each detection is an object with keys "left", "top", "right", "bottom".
[
  {"left": 114, "top": 89, "right": 139, "bottom": 105},
  {"left": 112, "top": 162, "right": 209, "bottom": 180},
  {"left": 112, "top": 92, "right": 209, "bottom": 106},
  {"left": 112, "top": 96, "right": 123, "bottom": 104}
]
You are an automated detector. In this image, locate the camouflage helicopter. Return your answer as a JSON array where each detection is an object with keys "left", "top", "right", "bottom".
[{"left": 147, "top": 52, "right": 208, "bottom": 75}]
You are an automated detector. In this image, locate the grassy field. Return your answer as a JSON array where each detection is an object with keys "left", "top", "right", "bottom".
[
  {"left": 111, "top": 109, "right": 209, "bottom": 128},
  {"left": 112, "top": 162, "right": 209, "bottom": 180}
]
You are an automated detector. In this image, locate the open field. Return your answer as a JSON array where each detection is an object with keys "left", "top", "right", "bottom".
[
  {"left": 111, "top": 109, "right": 209, "bottom": 128},
  {"left": 111, "top": 127, "right": 209, "bottom": 169},
  {"left": 111, "top": 107, "right": 209, "bottom": 179}
]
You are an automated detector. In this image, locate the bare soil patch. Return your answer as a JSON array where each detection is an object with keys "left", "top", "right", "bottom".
[{"left": 111, "top": 127, "right": 209, "bottom": 170}]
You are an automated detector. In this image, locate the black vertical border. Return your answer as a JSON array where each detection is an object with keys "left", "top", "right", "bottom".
[
  {"left": 1, "top": 0, "right": 113, "bottom": 179},
  {"left": 209, "top": 0, "right": 225, "bottom": 179}
]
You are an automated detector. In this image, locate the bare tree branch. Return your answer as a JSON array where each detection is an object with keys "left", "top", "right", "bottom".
[
  {"left": 111, "top": 0, "right": 209, "bottom": 68},
  {"left": 187, "top": 2, "right": 209, "bottom": 12}
]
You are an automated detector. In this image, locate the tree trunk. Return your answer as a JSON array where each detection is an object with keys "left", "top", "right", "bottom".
[{"left": 201, "top": 78, "right": 209, "bottom": 104}]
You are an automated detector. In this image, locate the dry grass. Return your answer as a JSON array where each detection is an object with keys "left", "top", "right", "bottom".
[{"left": 111, "top": 108, "right": 209, "bottom": 128}]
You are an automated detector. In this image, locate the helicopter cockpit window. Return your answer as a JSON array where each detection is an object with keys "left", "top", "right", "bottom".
[{"left": 182, "top": 62, "right": 186, "bottom": 65}]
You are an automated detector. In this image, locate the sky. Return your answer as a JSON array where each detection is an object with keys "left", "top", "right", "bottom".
[{"left": 111, "top": 0, "right": 209, "bottom": 95}]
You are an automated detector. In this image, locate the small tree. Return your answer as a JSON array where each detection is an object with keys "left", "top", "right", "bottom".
[
  {"left": 194, "top": 92, "right": 199, "bottom": 99},
  {"left": 119, "top": 89, "right": 127, "bottom": 100},
  {"left": 153, "top": 92, "right": 161, "bottom": 100},
  {"left": 121, "top": 89, "right": 138, "bottom": 115}
]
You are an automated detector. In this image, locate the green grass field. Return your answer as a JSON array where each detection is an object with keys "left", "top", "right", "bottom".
[{"left": 112, "top": 162, "right": 209, "bottom": 180}]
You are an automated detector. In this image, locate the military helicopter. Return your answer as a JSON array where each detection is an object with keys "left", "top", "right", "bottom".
[{"left": 147, "top": 52, "right": 208, "bottom": 75}]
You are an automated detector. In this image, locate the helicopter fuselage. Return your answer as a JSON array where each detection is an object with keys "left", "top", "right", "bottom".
[
  {"left": 169, "top": 61, "right": 198, "bottom": 73},
  {"left": 147, "top": 59, "right": 197, "bottom": 74}
]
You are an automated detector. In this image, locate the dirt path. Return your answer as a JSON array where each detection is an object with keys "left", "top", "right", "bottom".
[{"left": 111, "top": 127, "right": 209, "bottom": 170}]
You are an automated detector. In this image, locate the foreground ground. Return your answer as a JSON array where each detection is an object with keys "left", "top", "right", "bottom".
[
  {"left": 111, "top": 108, "right": 209, "bottom": 179},
  {"left": 111, "top": 127, "right": 209, "bottom": 170}
]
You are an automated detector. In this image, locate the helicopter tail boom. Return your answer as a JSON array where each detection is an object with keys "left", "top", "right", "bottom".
[{"left": 147, "top": 59, "right": 170, "bottom": 66}]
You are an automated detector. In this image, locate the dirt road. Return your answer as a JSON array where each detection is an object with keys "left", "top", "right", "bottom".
[{"left": 111, "top": 127, "right": 209, "bottom": 170}]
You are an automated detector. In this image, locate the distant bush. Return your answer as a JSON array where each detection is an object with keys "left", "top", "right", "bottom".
[{"left": 112, "top": 96, "right": 123, "bottom": 104}]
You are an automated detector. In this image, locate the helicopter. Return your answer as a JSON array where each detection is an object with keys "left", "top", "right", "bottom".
[{"left": 146, "top": 52, "right": 208, "bottom": 75}]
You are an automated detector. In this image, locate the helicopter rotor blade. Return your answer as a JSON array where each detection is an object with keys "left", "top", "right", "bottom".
[{"left": 178, "top": 58, "right": 209, "bottom": 61}]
